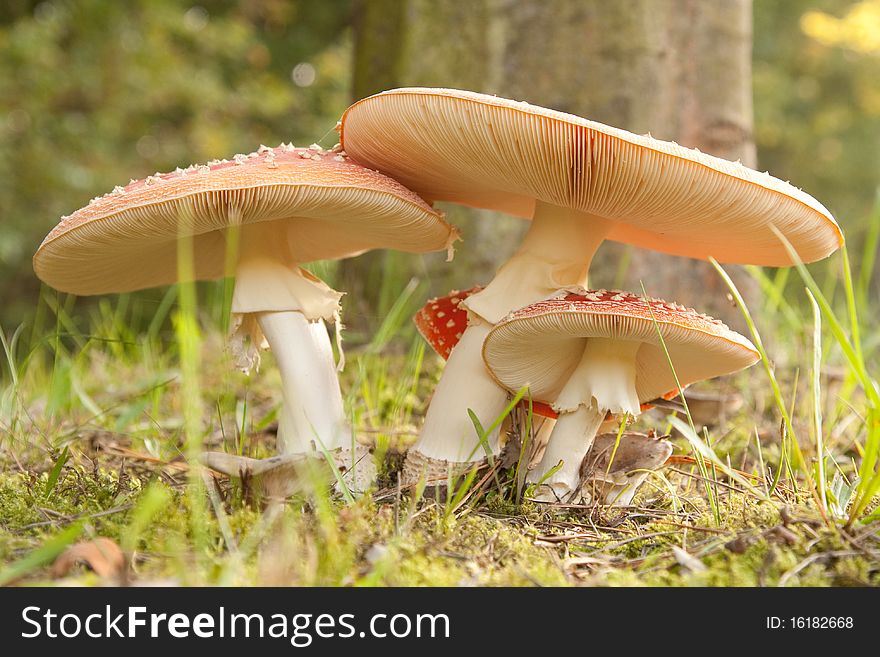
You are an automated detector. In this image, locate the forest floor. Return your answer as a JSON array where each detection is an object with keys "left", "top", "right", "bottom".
[{"left": 2, "top": 316, "right": 878, "bottom": 587}]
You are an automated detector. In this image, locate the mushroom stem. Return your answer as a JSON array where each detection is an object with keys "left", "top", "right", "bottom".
[
  {"left": 403, "top": 319, "right": 509, "bottom": 481},
  {"left": 407, "top": 203, "right": 613, "bottom": 483},
  {"left": 224, "top": 225, "right": 376, "bottom": 489},
  {"left": 528, "top": 404, "right": 606, "bottom": 501},
  {"left": 528, "top": 338, "right": 642, "bottom": 501},
  {"left": 463, "top": 202, "right": 613, "bottom": 324},
  {"left": 554, "top": 338, "right": 642, "bottom": 415},
  {"left": 257, "top": 311, "right": 348, "bottom": 455}
]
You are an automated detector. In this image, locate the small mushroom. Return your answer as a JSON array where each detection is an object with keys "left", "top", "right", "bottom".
[
  {"left": 579, "top": 432, "right": 673, "bottom": 506},
  {"left": 201, "top": 452, "right": 315, "bottom": 500},
  {"left": 411, "top": 287, "right": 680, "bottom": 482},
  {"left": 341, "top": 87, "right": 842, "bottom": 482},
  {"left": 482, "top": 288, "right": 761, "bottom": 502},
  {"left": 34, "top": 145, "right": 458, "bottom": 494}
]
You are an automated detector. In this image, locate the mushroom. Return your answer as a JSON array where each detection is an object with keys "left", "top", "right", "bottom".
[
  {"left": 481, "top": 289, "right": 761, "bottom": 502},
  {"left": 580, "top": 432, "right": 673, "bottom": 507},
  {"left": 413, "top": 285, "right": 683, "bottom": 482},
  {"left": 339, "top": 87, "right": 842, "bottom": 482},
  {"left": 33, "top": 144, "right": 458, "bottom": 494}
]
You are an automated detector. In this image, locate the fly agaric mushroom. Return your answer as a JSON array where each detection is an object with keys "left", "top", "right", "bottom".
[
  {"left": 33, "top": 143, "right": 458, "bottom": 494},
  {"left": 482, "top": 289, "right": 761, "bottom": 502},
  {"left": 340, "top": 87, "right": 842, "bottom": 484}
]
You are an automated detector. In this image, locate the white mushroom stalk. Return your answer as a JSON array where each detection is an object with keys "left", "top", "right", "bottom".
[
  {"left": 408, "top": 205, "right": 611, "bottom": 480},
  {"left": 528, "top": 338, "right": 641, "bottom": 501},
  {"left": 407, "top": 319, "right": 504, "bottom": 476},
  {"left": 462, "top": 203, "right": 612, "bottom": 324},
  {"left": 254, "top": 312, "right": 345, "bottom": 453},
  {"left": 229, "top": 221, "right": 349, "bottom": 462}
]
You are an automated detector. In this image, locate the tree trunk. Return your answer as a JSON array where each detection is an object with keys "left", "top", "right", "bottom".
[
  {"left": 340, "top": 0, "right": 410, "bottom": 328},
  {"left": 581, "top": 0, "right": 760, "bottom": 326},
  {"left": 348, "top": 0, "right": 758, "bottom": 328}
]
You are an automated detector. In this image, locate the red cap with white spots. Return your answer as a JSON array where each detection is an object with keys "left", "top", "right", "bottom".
[
  {"left": 483, "top": 288, "right": 760, "bottom": 410},
  {"left": 414, "top": 286, "right": 479, "bottom": 361}
]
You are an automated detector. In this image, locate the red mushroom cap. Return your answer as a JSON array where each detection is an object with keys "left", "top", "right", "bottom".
[
  {"left": 414, "top": 286, "right": 479, "bottom": 360},
  {"left": 483, "top": 288, "right": 760, "bottom": 409}
]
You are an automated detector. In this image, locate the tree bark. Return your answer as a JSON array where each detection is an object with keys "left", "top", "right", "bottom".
[
  {"left": 584, "top": 0, "right": 760, "bottom": 326},
  {"left": 341, "top": 0, "right": 410, "bottom": 327},
  {"left": 348, "top": 0, "right": 759, "bottom": 328}
]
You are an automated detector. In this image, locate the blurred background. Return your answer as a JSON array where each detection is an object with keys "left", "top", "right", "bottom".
[{"left": 1, "top": 0, "right": 878, "bottom": 335}]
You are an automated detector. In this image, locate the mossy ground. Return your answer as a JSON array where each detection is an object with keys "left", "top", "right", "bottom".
[{"left": 2, "top": 325, "right": 878, "bottom": 587}]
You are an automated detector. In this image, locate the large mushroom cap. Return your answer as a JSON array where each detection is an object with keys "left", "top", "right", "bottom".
[
  {"left": 340, "top": 87, "right": 842, "bottom": 266},
  {"left": 34, "top": 144, "right": 457, "bottom": 295},
  {"left": 482, "top": 289, "right": 760, "bottom": 406}
]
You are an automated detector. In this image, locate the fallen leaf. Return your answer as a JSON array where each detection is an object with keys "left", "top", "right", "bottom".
[{"left": 51, "top": 537, "right": 125, "bottom": 579}]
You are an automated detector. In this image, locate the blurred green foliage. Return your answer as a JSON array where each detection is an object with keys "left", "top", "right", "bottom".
[
  {"left": 0, "top": 0, "right": 351, "bottom": 321},
  {"left": 0, "top": 0, "right": 878, "bottom": 325},
  {"left": 754, "top": 0, "right": 880, "bottom": 238}
]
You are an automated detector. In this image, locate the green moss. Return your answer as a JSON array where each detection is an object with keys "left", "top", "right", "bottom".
[
  {"left": 3, "top": 319, "right": 878, "bottom": 587},
  {"left": 369, "top": 509, "right": 567, "bottom": 586}
]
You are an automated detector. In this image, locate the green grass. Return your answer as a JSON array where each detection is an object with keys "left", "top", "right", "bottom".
[{"left": 1, "top": 206, "right": 880, "bottom": 586}]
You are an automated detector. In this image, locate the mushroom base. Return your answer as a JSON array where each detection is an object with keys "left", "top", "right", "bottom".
[
  {"left": 406, "top": 319, "right": 509, "bottom": 466},
  {"left": 400, "top": 450, "right": 486, "bottom": 490},
  {"left": 527, "top": 404, "right": 606, "bottom": 502}
]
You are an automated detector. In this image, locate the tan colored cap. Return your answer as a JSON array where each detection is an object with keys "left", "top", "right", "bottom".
[
  {"left": 482, "top": 289, "right": 760, "bottom": 406},
  {"left": 34, "top": 144, "right": 458, "bottom": 295},
  {"left": 340, "top": 88, "right": 842, "bottom": 266}
]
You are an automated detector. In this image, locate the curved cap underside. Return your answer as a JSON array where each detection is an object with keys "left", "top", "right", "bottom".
[
  {"left": 34, "top": 144, "right": 456, "bottom": 295},
  {"left": 341, "top": 88, "right": 842, "bottom": 266},
  {"left": 483, "top": 289, "right": 760, "bottom": 406}
]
